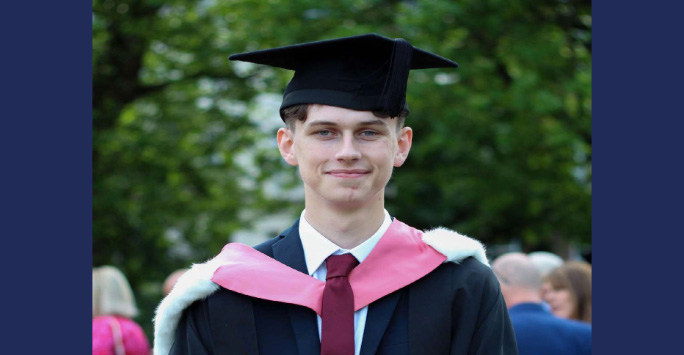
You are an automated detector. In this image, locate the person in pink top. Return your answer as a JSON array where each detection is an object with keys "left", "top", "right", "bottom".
[{"left": 93, "top": 265, "right": 150, "bottom": 355}]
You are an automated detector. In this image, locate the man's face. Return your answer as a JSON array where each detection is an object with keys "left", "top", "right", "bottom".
[{"left": 277, "top": 105, "right": 412, "bottom": 209}]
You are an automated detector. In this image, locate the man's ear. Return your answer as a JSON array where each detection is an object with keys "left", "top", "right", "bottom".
[
  {"left": 277, "top": 128, "right": 298, "bottom": 166},
  {"left": 394, "top": 126, "right": 413, "bottom": 167}
]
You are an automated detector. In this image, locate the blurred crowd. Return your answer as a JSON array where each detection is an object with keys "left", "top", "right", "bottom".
[
  {"left": 92, "top": 266, "right": 186, "bottom": 355},
  {"left": 492, "top": 251, "right": 592, "bottom": 355}
]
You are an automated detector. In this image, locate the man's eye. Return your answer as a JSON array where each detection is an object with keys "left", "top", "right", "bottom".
[
  {"left": 360, "top": 130, "right": 378, "bottom": 137},
  {"left": 316, "top": 130, "right": 333, "bottom": 137}
]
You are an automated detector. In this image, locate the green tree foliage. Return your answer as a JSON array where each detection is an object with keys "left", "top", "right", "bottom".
[
  {"left": 388, "top": 0, "right": 591, "bottom": 250},
  {"left": 93, "top": 0, "right": 590, "bottom": 338}
]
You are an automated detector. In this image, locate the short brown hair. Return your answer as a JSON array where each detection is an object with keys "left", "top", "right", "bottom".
[
  {"left": 279, "top": 104, "right": 409, "bottom": 131},
  {"left": 544, "top": 261, "right": 592, "bottom": 323}
]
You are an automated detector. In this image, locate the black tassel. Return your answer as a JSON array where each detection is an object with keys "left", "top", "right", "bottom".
[{"left": 379, "top": 38, "right": 413, "bottom": 117}]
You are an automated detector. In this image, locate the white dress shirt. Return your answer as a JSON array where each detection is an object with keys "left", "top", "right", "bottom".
[{"left": 298, "top": 209, "right": 392, "bottom": 355}]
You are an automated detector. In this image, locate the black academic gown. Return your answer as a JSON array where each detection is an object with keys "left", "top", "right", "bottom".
[{"left": 170, "top": 219, "right": 518, "bottom": 355}]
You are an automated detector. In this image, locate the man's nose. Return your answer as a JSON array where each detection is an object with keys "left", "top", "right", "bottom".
[{"left": 335, "top": 134, "right": 361, "bottom": 161}]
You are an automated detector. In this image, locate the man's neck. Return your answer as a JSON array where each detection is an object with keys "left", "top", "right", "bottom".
[
  {"left": 303, "top": 199, "right": 386, "bottom": 250},
  {"left": 504, "top": 292, "right": 543, "bottom": 309}
]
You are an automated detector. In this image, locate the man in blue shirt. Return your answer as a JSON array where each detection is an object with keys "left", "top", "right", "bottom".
[{"left": 493, "top": 253, "right": 591, "bottom": 355}]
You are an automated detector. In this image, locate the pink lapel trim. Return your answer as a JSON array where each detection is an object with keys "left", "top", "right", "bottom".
[
  {"left": 210, "top": 218, "right": 445, "bottom": 315},
  {"left": 211, "top": 243, "right": 326, "bottom": 314},
  {"left": 348, "top": 219, "right": 446, "bottom": 310}
]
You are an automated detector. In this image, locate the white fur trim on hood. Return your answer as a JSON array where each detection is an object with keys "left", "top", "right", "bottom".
[
  {"left": 422, "top": 226, "right": 490, "bottom": 266},
  {"left": 153, "top": 258, "right": 222, "bottom": 355},
  {"left": 153, "top": 227, "right": 488, "bottom": 354}
]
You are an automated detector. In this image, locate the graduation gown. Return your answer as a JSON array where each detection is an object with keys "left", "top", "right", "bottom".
[{"left": 154, "top": 219, "right": 518, "bottom": 355}]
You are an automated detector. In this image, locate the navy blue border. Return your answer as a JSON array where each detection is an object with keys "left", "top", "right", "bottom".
[
  {"left": 3, "top": 1, "right": 92, "bottom": 352},
  {"left": 4, "top": 0, "right": 682, "bottom": 352},
  {"left": 594, "top": 1, "right": 683, "bottom": 353}
]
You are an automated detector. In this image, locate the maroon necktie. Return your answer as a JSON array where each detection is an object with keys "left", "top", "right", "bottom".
[{"left": 320, "top": 253, "right": 359, "bottom": 355}]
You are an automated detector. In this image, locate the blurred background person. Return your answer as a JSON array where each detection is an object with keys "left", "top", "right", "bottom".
[
  {"left": 493, "top": 253, "right": 591, "bottom": 355},
  {"left": 162, "top": 269, "right": 187, "bottom": 296},
  {"left": 93, "top": 266, "right": 150, "bottom": 355},
  {"left": 528, "top": 251, "right": 564, "bottom": 311},
  {"left": 543, "top": 261, "right": 592, "bottom": 323},
  {"left": 528, "top": 251, "right": 564, "bottom": 277}
]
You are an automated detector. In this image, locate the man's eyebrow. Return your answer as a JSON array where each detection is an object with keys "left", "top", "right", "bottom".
[
  {"left": 358, "top": 119, "right": 389, "bottom": 127},
  {"left": 306, "top": 121, "right": 338, "bottom": 127},
  {"left": 305, "top": 119, "right": 388, "bottom": 128}
]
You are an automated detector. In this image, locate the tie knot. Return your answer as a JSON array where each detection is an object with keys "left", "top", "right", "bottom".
[{"left": 325, "top": 254, "right": 358, "bottom": 279}]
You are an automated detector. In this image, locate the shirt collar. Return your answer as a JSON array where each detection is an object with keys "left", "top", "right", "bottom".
[{"left": 298, "top": 209, "right": 392, "bottom": 276}]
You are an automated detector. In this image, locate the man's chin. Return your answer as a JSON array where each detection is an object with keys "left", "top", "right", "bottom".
[{"left": 325, "top": 190, "right": 370, "bottom": 205}]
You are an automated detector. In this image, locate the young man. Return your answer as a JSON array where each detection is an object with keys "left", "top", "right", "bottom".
[{"left": 154, "top": 34, "right": 518, "bottom": 355}]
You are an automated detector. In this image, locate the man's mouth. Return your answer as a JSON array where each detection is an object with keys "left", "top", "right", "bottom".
[{"left": 326, "top": 169, "right": 369, "bottom": 178}]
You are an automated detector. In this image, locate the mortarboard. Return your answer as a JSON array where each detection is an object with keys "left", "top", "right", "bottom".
[{"left": 229, "top": 33, "right": 459, "bottom": 118}]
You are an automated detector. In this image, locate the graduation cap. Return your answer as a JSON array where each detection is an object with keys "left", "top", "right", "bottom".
[{"left": 229, "top": 33, "right": 458, "bottom": 118}]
